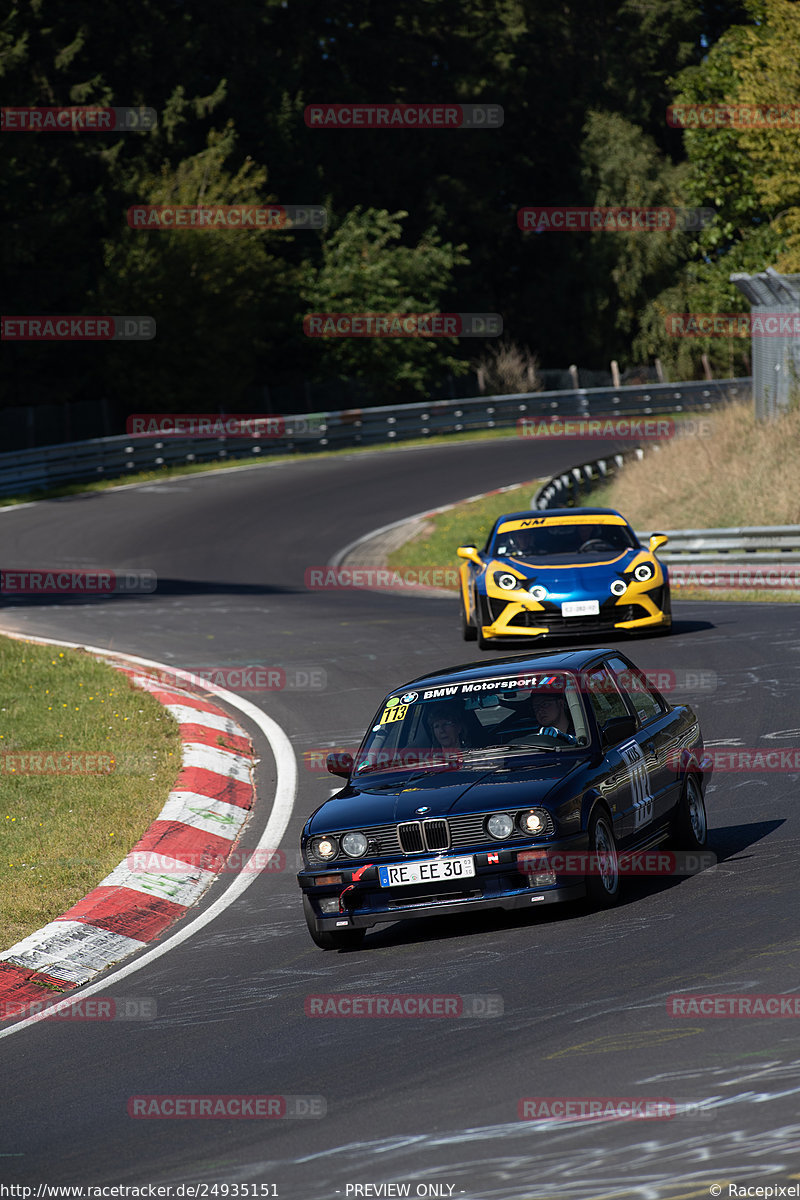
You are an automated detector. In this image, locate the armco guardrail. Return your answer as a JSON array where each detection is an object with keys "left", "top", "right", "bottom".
[
  {"left": 636, "top": 525, "right": 800, "bottom": 562},
  {"left": 0, "top": 377, "right": 748, "bottom": 499},
  {"left": 533, "top": 450, "right": 644, "bottom": 509}
]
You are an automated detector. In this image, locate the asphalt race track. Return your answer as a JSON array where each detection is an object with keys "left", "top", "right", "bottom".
[{"left": 2, "top": 435, "right": 800, "bottom": 1199}]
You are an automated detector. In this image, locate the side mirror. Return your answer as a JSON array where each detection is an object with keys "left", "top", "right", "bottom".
[
  {"left": 457, "top": 545, "right": 483, "bottom": 566},
  {"left": 649, "top": 533, "right": 669, "bottom": 554},
  {"left": 326, "top": 751, "right": 353, "bottom": 778},
  {"left": 601, "top": 715, "right": 637, "bottom": 748}
]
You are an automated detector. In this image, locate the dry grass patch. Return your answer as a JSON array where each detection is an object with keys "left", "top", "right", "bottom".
[
  {"left": 0, "top": 635, "right": 183, "bottom": 948},
  {"left": 591, "top": 401, "right": 800, "bottom": 529}
]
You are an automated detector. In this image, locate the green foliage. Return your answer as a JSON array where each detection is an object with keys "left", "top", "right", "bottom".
[
  {"left": 0, "top": 0, "right": 783, "bottom": 414},
  {"left": 639, "top": 0, "right": 799, "bottom": 376},
  {"left": 301, "top": 208, "right": 469, "bottom": 397},
  {"left": 94, "top": 125, "right": 298, "bottom": 409}
]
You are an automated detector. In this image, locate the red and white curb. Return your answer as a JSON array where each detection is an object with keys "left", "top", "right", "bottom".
[{"left": 0, "top": 657, "right": 258, "bottom": 1012}]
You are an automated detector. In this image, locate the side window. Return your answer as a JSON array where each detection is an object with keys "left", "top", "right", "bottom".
[
  {"left": 584, "top": 667, "right": 630, "bottom": 728},
  {"left": 606, "top": 656, "right": 663, "bottom": 725},
  {"left": 563, "top": 676, "right": 590, "bottom": 745}
]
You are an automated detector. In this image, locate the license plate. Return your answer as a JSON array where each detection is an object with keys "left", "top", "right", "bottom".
[
  {"left": 561, "top": 599, "right": 600, "bottom": 617},
  {"left": 379, "top": 855, "right": 475, "bottom": 888}
]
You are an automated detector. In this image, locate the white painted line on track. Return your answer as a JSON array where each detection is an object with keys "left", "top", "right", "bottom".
[{"left": 0, "top": 631, "right": 297, "bottom": 1042}]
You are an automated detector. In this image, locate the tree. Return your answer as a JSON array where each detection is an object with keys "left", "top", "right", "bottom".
[
  {"left": 93, "top": 124, "right": 298, "bottom": 410},
  {"left": 733, "top": 0, "right": 800, "bottom": 271},
  {"left": 301, "top": 207, "right": 469, "bottom": 397},
  {"left": 635, "top": 1, "right": 791, "bottom": 376}
]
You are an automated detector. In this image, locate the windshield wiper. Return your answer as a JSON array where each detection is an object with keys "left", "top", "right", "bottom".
[{"left": 468, "top": 743, "right": 552, "bottom": 755}]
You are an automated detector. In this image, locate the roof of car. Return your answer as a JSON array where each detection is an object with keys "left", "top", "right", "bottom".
[
  {"left": 493, "top": 507, "right": 627, "bottom": 523},
  {"left": 398, "top": 648, "right": 621, "bottom": 692}
]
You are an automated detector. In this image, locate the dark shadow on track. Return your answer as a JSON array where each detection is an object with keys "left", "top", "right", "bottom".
[
  {"left": 467, "top": 617, "right": 716, "bottom": 655},
  {"left": 330, "top": 820, "right": 782, "bottom": 952},
  {"left": 0, "top": 578, "right": 301, "bottom": 604}
]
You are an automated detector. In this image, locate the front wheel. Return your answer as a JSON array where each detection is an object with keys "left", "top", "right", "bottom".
[
  {"left": 669, "top": 775, "right": 708, "bottom": 850},
  {"left": 303, "top": 895, "right": 366, "bottom": 951},
  {"left": 476, "top": 595, "right": 494, "bottom": 650},
  {"left": 585, "top": 808, "right": 621, "bottom": 909}
]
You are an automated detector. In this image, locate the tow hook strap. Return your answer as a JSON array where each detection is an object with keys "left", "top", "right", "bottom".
[{"left": 338, "top": 863, "right": 374, "bottom": 913}]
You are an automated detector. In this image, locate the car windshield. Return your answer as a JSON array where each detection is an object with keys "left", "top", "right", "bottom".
[
  {"left": 491, "top": 521, "right": 637, "bottom": 559},
  {"left": 353, "top": 674, "right": 592, "bottom": 775}
]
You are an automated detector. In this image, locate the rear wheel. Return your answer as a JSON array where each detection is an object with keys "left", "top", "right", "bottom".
[
  {"left": 585, "top": 808, "right": 621, "bottom": 908},
  {"left": 669, "top": 774, "right": 707, "bottom": 850},
  {"left": 303, "top": 895, "right": 366, "bottom": 951},
  {"left": 460, "top": 593, "right": 477, "bottom": 641}
]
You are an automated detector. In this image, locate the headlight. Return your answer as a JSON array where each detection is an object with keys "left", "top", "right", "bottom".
[
  {"left": 311, "top": 836, "right": 338, "bottom": 860},
  {"left": 610, "top": 579, "right": 627, "bottom": 596},
  {"left": 529, "top": 584, "right": 548, "bottom": 601},
  {"left": 496, "top": 573, "right": 519, "bottom": 591},
  {"left": 634, "top": 562, "right": 655, "bottom": 583},
  {"left": 519, "top": 809, "right": 548, "bottom": 835},
  {"left": 341, "top": 831, "right": 368, "bottom": 858},
  {"left": 487, "top": 812, "right": 514, "bottom": 839}
]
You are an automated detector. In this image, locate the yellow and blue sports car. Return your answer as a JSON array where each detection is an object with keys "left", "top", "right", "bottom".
[{"left": 457, "top": 507, "right": 671, "bottom": 648}]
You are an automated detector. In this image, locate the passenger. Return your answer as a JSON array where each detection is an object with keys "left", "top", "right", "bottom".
[{"left": 427, "top": 703, "right": 471, "bottom": 749}]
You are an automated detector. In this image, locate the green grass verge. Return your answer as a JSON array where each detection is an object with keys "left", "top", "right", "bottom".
[
  {"left": 386, "top": 480, "right": 544, "bottom": 589},
  {"left": 0, "top": 634, "right": 184, "bottom": 949}
]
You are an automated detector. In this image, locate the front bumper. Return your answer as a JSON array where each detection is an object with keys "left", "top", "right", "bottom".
[
  {"left": 481, "top": 592, "right": 670, "bottom": 639},
  {"left": 299, "top": 837, "right": 588, "bottom": 932}
]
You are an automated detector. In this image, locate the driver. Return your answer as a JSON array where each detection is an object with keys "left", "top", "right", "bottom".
[{"left": 530, "top": 692, "right": 578, "bottom": 742}]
